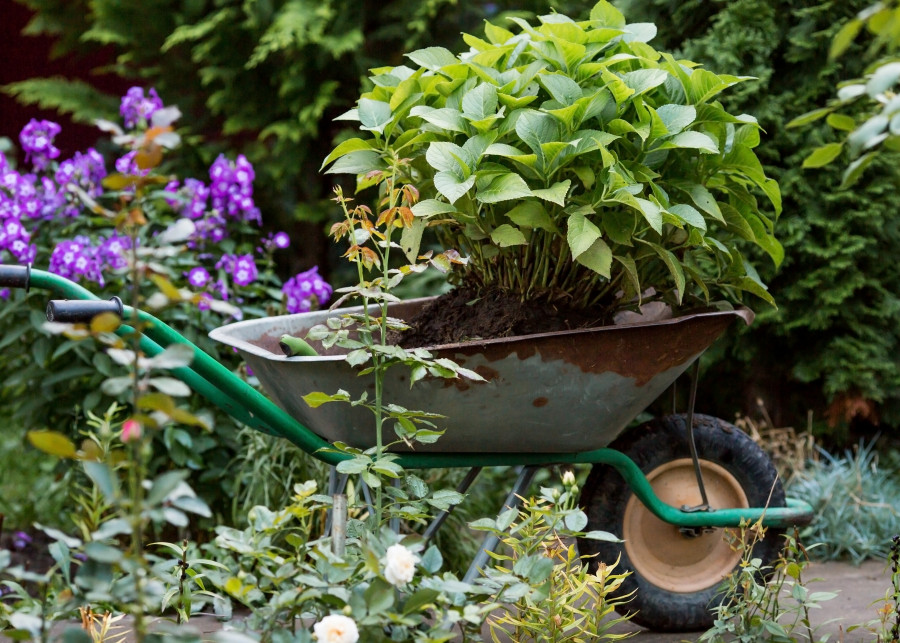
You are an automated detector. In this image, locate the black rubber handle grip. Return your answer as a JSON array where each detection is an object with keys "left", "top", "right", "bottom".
[
  {"left": 0, "top": 264, "right": 31, "bottom": 290},
  {"left": 46, "top": 297, "right": 124, "bottom": 323}
]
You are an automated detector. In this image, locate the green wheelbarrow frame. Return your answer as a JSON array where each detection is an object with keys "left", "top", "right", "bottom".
[{"left": 0, "top": 264, "right": 813, "bottom": 531}]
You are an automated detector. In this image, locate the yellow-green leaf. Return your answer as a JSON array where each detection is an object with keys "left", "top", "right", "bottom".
[
  {"left": 28, "top": 430, "right": 78, "bottom": 459},
  {"left": 802, "top": 143, "right": 843, "bottom": 169}
]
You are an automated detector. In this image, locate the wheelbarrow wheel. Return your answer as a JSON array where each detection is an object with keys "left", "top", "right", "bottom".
[{"left": 577, "top": 414, "right": 785, "bottom": 633}]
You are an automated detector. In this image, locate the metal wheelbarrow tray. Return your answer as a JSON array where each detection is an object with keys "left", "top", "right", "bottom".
[{"left": 210, "top": 298, "right": 753, "bottom": 453}]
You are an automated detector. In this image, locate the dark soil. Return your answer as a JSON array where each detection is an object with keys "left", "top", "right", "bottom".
[{"left": 394, "top": 286, "right": 609, "bottom": 348}]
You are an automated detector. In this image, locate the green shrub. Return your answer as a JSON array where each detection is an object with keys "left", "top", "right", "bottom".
[{"left": 619, "top": 0, "right": 900, "bottom": 435}]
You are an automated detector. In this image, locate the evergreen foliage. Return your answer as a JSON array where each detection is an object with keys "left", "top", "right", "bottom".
[
  {"left": 620, "top": 0, "right": 900, "bottom": 434},
  {"left": 5, "top": 0, "right": 583, "bottom": 270}
]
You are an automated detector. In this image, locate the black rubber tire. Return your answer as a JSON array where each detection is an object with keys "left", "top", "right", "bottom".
[{"left": 577, "top": 414, "right": 785, "bottom": 633}]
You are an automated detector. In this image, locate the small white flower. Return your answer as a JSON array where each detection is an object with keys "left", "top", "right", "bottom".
[
  {"left": 382, "top": 543, "right": 420, "bottom": 587},
  {"left": 562, "top": 470, "right": 576, "bottom": 486},
  {"left": 313, "top": 614, "right": 359, "bottom": 643}
]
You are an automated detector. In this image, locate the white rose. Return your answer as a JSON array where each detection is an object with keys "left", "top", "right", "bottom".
[
  {"left": 382, "top": 543, "right": 420, "bottom": 587},
  {"left": 313, "top": 614, "right": 359, "bottom": 643}
]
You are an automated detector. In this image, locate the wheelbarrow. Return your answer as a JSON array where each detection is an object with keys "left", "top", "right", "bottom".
[{"left": 0, "top": 264, "right": 813, "bottom": 633}]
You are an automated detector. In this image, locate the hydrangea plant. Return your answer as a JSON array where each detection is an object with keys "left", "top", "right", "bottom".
[{"left": 324, "top": 0, "right": 783, "bottom": 315}]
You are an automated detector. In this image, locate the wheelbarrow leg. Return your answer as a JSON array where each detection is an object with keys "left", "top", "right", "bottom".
[
  {"left": 325, "top": 468, "right": 350, "bottom": 537},
  {"left": 463, "top": 465, "right": 539, "bottom": 584}
]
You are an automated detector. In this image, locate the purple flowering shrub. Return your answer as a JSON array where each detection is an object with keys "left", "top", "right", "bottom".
[
  {"left": 0, "top": 88, "right": 332, "bottom": 512},
  {"left": 0, "top": 87, "right": 332, "bottom": 316}
]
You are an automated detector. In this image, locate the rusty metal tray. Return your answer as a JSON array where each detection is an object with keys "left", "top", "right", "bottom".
[{"left": 210, "top": 299, "right": 751, "bottom": 453}]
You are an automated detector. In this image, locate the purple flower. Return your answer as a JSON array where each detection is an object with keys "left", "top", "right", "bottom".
[
  {"left": 49, "top": 239, "right": 102, "bottom": 284},
  {"left": 0, "top": 288, "right": 9, "bottom": 300},
  {"left": 97, "top": 233, "right": 131, "bottom": 271},
  {"left": 56, "top": 148, "right": 107, "bottom": 199},
  {"left": 115, "top": 150, "right": 149, "bottom": 177},
  {"left": 20, "top": 119, "right": 61, "bottom": 171},
  {"left": 208, "top": 154, "right": 261, "bottom": 224},
  {"left": 273, "top": 231, "right": 290, "bottom": 249},
  {"left": 186, "top": 266, "right": 210, "bottom": 288},
  {"left": 232, "top": 254, "right": 258, "bottom": 287},
  {"left": 12, "top": 531, "right": 32, "bottom": 550},
  {"left": 120, "top": 87, "right": 165, "bottom": 129},
  {"left": 282, "top": 266, "right": 332, "bottom": 314}
]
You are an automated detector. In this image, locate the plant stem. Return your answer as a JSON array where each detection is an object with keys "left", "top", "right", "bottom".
[{"left": 127, "top": 224, "right": 147, "bottom": 642}]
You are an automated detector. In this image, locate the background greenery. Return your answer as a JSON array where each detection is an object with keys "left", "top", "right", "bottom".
[{"left": 619, "top": 0, "right": 900, "bottom": 440}]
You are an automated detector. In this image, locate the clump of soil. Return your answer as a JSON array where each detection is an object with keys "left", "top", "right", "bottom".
[{"left": 394, "top": 286, "right": 609, "bottom": 348}]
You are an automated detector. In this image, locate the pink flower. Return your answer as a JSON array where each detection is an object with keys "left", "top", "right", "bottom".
[{"left": 122, "top": 419, "right": 142, "bottom": 442}]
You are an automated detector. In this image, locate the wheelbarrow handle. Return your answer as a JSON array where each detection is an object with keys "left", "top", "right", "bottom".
[
  {"left": 0, "top": 264, "right": 31, "bottom": 290},
  {"left": 46, "top": 297, "right": 124, "bottom": 323}
]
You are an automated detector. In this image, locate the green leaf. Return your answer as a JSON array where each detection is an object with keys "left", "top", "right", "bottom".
[
  {"left": 490, "top": 224, "right": 528, "bottom": 247},
  {"left": 411, "top": 199, "right": 459, "bottom": 218},
  {"left": 426, "top": 142, "right": 468, "bottom": 174},
  {"left": 434, "top": 172, "right": 475, "bottom": 204},
  {"left": 684, "top": 184, "right": 724, "bottom": 222},
  {"left": 564, "top": 510, "right": 588, "bottom": 532},
  {"left": 400, "top": 216, "right": 427, "bottom": 262},
  {"left": 507, "top": 201, "right": 558, "bottom": 232},
  {"left": 475, "top": 173, "right": 532, "bottom": 203},
  {"left": 567, "top": 211, "right": 602, "bottom": 258},
  {"left": 336, "top": 457, "right": 370, "bottom": 475},
  {"left": 365, "top": 578, "right": 395, "bottom": 614},
  {"left": 462, "top": 83, "right": 499, "bottom": 121},
  {"left": 786, "top": 107, "right": 833, "bottom": 129},
  {"left": 147, "top": 470, "right": 190, "bottom": 506},
  {"left": 410, "top": 106, "right": 468, "bottom": 133},
  {"left": 590, "top": 0, "right": 626, "bottom": 28},
  {"left": 614, "top": 254, "right": 641, "bottom": 297},
  {"left": 320, "top": 138, "right": 373, "bottom": 171},
  {"left": 668, "top": 203, "right": 706, "bottom": 230},
  {"left": 664, "top": 131, "right": 719, "bottom": 154},
  {"left": 497, "top": 507, "right": 519, "bottom": 531},
  {"left": 830, "top": 18, "right": 863, "bottom": 59},
  {"left": 840, "top": 151, "right": 877, "bottom": 188},
  {"left": 515, "top": 110, "right": 561, "bottom": 155},
  {"left": 324, "top": 150, "right": 383, "bottom": 175},
  {"left": 303, "top": 391, "right": 350, "bottom": 408},
  {"left": 531, "top": 179, "right": 571, "bottom": 206},
  {"left": 83, "top": 461, "right": 117, "bottom": 502},
  {"left": 406, "top": 46, "right": 457, "bottom": 70},
  {"left": 574, "top": 237, "right": 612, "bottom": 278},
  {"left": 826, "top": 113, "right": 856, "bottom": 132},
  {"left": 358, "top": 98, "right": 392, "bottom": 133},
  {"left": 650, "top": 243, "right": 686, "bottom": 304},
  {"left": 634, "top": 198, "right": 663, "bottom": 233},
  {"left": 539, "top": 74, "right": 583, "bottom": 106},
  {"left": 802, "top": 143, "right": 843, "bottom": 169},
  {"left": 149, "top": 377, "right": 191, "bottom": 397},
  {"left": 27, "top": 430, "right": 77, "bottom": 458},
  {"left": 403, "top": 588, "right": 441, "bottom": 615},
  {"left": 622, "top": 69, "right": 669, "bottom": 96},
  {"left": 84, "top": 542, "right": 123, "bottom": 564},
  {"left": 655, "top": 104, "right": 696, "bottom": 134},
  {"left": 734, "top": 275, "right": 775, "bottom": 307}
]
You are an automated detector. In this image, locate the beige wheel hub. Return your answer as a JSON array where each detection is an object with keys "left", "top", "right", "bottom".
[{"left": 623, "top": 458, "right": 748, "bottom": 593}]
